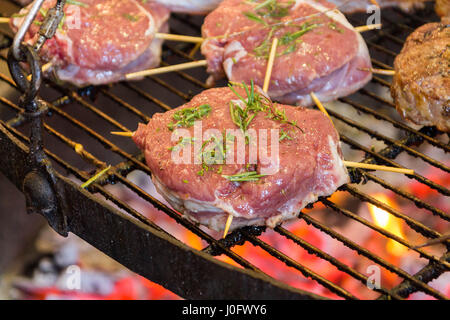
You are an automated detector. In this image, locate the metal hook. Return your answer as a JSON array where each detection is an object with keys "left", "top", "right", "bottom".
[
  {"left": 12, "top": 0, "right": 46, "bottom": 60},
  {"left": 8, "top": 0, "right": 69, "bottom": 236},
  {"left": 7, "top": 43, "right": 42, "bottom": 107}
]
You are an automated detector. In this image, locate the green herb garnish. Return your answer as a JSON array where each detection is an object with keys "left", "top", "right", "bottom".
[
  {"left": 253, "top": 21, "right": 318, "bottom": 58},
  {"left": 243, "top": 11, "right": 268, "bottom": 26},
  {"left": 228, "top": 80, "right": 266, "bottom": 133},
  {"left": 279, "top": 23, "right": 319, "bottom": 45},
  {"left": 328, "top": 22, "right": 344, "bottom": 33},
  {"left": 168, "top": 137, "right": 196, "bottom": 152},
  {"left": 249, "top": 0, "right": 294, "bottom": 19},
  {"left": 123, "top": 13, "right": 140, "bottom": 22},
  {"left": 167, "top": 104, "right": 212, "bottom": 131},
  {"left": 279, "top": 128, "right": 293, "bottom": 141},
  {"left": 228, "top": 81, "right": 303, "bottom": 132},
  {"left": 67, "top": 0, "right": 89, "bottom": 7}
]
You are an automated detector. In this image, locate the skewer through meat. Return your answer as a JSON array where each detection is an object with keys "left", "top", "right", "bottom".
[
  {"left": 391, "top": 18, "right": 450, "bottom": 132},
  {"left": 201, "top": 0, "right": 372, "bottom": 107},
  {"left": 9, "top": 0, "right": 170, "bottom": 86},
  {"left": 132, "top": 85, "right": 349, "bottom": 231}
]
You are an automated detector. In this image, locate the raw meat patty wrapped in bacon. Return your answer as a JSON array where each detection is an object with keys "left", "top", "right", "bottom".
[
  {"left": 10, "top": 0, "right": 170, "bottom": 86},
  {"left": 201, "top": 0, "right": 372, "bottom": 106},
  {"left": 132, "top": 85, "right": 349, "bottom": 231}
]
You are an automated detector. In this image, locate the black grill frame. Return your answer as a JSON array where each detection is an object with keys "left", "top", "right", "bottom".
[{"left": 0, "top": 0, "right": 448, "bottom": 300}]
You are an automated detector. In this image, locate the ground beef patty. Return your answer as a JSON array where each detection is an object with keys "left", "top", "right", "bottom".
[{"left": 391, "top": 18, "right": 450, "bottom": 132}]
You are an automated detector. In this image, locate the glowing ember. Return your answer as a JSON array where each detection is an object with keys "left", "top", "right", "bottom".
[{"left": 367, "top": 193, "right": 408, "bottom": 257}]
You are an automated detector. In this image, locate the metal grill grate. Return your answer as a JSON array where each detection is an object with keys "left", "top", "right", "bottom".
[{"left": 0, "top": 1, "right": 448, "bottom": 300}]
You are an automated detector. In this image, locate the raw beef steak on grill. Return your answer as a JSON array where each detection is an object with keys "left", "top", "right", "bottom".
[
  {"left": 10, "top": 0, "right": 170, "bottom": 86},
  {"left": 132, "top": 85, "right": 349, "bottom": 231},
  {"left": 201, "top": 0, "right": 372, "bottom": 106}
]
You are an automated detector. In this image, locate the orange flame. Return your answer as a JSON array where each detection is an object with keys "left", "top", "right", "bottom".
[{"left": 368, "top": 193, "right": 408, "bottom": 257}]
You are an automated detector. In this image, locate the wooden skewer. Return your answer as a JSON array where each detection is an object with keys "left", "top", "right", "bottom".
[
  {"left": 411, "top": 234, "right": 450, "bottom": 249},
  {"left": 0, "top": 17, "right": 10, "bottom": 24},
  {"left": 311, "top": 94, "right": 414, "bottom": 175},
  {"left": 310, "top": 92, "right": 332, "bottom": 122},
  {"left": 189, "top": 41, "right": 203, "bottom": 58},
  {"left": 263, "top": 37, "right": 278, "bottom": 93},
  {"left": 125, "top": 60, "right": 207, "bottom": 80},
  {"left": 223, "top": 214, "right": 234, "bottom": 238},
  {"left": 26, "top": 62, "right": 53, "bottom": 81},
  {"left": 343, "top": 161, "right": 414, "bottom": 175},
  {"left": 155, "top": 33, "right": 204, "bottom": 44},
  {"left": 81, "top": 165, "right": 112, "bottom": 189},
  {"left": 354, "top": 23, "right": 382, "bottom": 33},
  {"left": 156, "top": 23, "right": 381, "bottom": 45},
  {"left": 360, "top": 67, "right": 396, "bottom": 76},
  {"left": 111, "top": 131, "right": 134, "bottom": 137}
]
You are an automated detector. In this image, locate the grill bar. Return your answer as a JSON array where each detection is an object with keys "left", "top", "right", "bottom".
[
  {"left": 322, "top": 199, "right": 449, "bottom": 269},
  {"left": 242, "top": 230, "right": 360, "bottom": 300},
  {"left": 273, "top": 225, "right": 404, "bottom": 300},
  {"left": 339, "top": 134, "right": 449, "bottom": 221},
  {"left": 297, "top": 213, "right": 448, "bottom": 300},
  {"left": 327, "top": 108, "right": 450, "bottom": 175},
  {"left": 378, "top": 251, "right": 450, "bottom": 300},
  {"left": 339, "top": 95, "right": 450, "bottom": 153}
]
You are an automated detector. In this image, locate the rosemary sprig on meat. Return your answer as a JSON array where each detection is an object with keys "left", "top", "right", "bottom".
[
  {"left": 196, "top": 135, "right": 227, "bottom": 176},
  {"left": 243, "top": 0, "right": 320, "bottom": 58},
  {"left": 243, "top": 12, "right": 268, "bottom": 26},
  {"left": 244, "top": 0, "right": 295, "bottom": 21},
  {"left": 279, "top": 128, "right": 293, "bottom": 141},
  {"left": 168, "top": 137, "right": 196, "bottom": 152},
  {"left": 167, "top": 104, "right": 212, "bottom": 131},
  {"left": 222, "top": 171, "right": 267, "bottom": 182},
  {"left": 253, "top": 21, "right": 319, "bottom": 58},
  {"left": 228, "top": 81, "right": 303, "bottom": 132},
  {"left": 279, "top": 22, "right": 319, "bottom": 45},
  {"left": 122, "top": 13, "right": 141, "bottom": 22},
  {"left": 66, "top": 0, "right": 89, "bottom": 7},
  {"left": 228, "top": 81, "right": 266, "bottom": 133}
]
